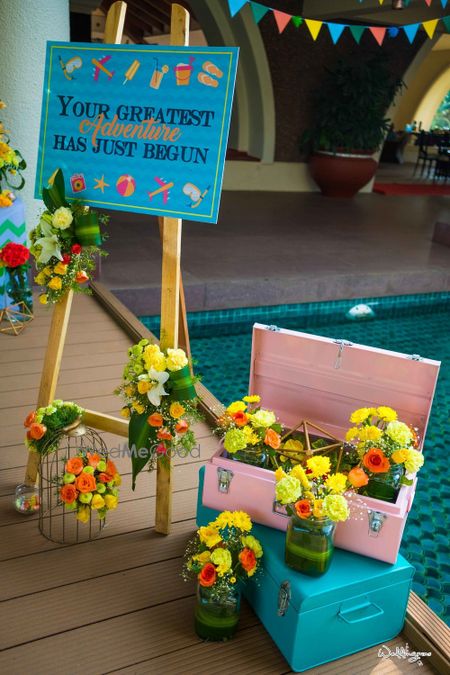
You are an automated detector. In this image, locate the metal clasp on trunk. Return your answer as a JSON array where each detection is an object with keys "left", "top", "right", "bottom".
[
  {"left": 333, "top": 339, "right": 353, "bottom": 369},
  {"left": 217, "top": 467, "right": 233, "bottom": 493},
  {"left": 272, "top": 500, "right": 289, "bottom": 518},
  {"left": 277, "top": 581, "right": 291, "bottom": 617},
  {"left": 408, "top": 354, "right": 423, "bottom": 361},
  {"left": 367, "top": 509, "right": 387, "bottom": 536},
  {"left": 266, "top": 325, "right": 280, "bottom": 332}
]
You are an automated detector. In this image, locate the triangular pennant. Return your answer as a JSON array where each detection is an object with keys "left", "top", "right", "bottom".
[
  {"left": 441, "top": 0, "right": 449, "bottom": 8},
  {"left": 388, "top": 27, "right": 400, "bottom": 38},
  {"left": 228, "top": 0, "right": 248, "bottom": 18},
  {"left": 378, "top": 0, "right": 384, "bottom": 5},
  {"left": 422, "top": 19, "right": 439, "bottom": 39},
  {"left": 369, "top": 26, "right": 387, "bottom": 46},
  {"left": 305, "top": 18, "right": 323, "bottom": 41},
  {"left": 403, "top": 23, "right": 420, "bottom": 43},
  {"left": 424, "top": 0, "right": 432, "bottom": 6},
  {"left": 273, "top": 10, "right": 292, "bottom": 34},
  {"left": 292, "top": 16, "right": 303, "bottom": 28},
  {"left": 327, "top": 23, "right": 346, "bottom": 44},
  {"left": 250, "top": 1, "right": 269, "bottom": 24},
  {"left": 443, "top": 16, "right": 450, "bottom": 31},
  {"left": 349, "top": 25, "right": 366, "bottom": 44}
]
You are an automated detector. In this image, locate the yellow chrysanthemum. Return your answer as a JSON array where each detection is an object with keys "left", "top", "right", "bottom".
[
  {"left": 358, "top": 425, "right": 382, "bottom": 442},
  {"left": 289, "top": 465, "right": 311, "bottom": 489},
  {"left": 232, "top": 510, "right": 252, "bottom": 532},
  {"left": 349, "top": 408, "right": 373, "bottom": 424},
  {"left": 391, "top": 448, "right": 409, "bottom": 464},
  {"left": 226, "top": 400, "right": 247, "bottom": 414},
  {"left": 241, "top": 534, "right": 263, "bottom": 558},
  {"left": 386, "top": 421, "right": 412, "bottom": 447},
  {"left": 377, "top": 406, "right": 397, "bottom": 423},
  {"left": 345, "top": 427, "right": 359, "bottom": 442},
  {"left": 404, "top": 449, "right": 424, "bottom": 474},
  {"left": 198, "top": 525, "right": 222, "bottom": 548},
  {"left": 213, "top": 510, "right": 235, "bottom": 529},
  {"left": 274, "top": 467, "right": 286, "bottom": 482},
  {"left": 143, "top": 344, "right": 167, "bottom": 372},
  {"left": 242, "top": 424, "right": 259, "bottom": 445},
  {"left": 166, "top": 348, "right": 188, "bottom": 372},
  {"left": 211, "top": 548, "right": 232, "bottom": 574},
  {"left": 243, "top": 395, "right": 261, "bottom": 403},
  {"left": 283, "top": 439, "right": 304, "bottom": 452},
  {"left": 306, "top": 455, "right": 331, "bottom": 478},
  {"left": 325, "top": 472, "right": 348, "bottom": 494}
]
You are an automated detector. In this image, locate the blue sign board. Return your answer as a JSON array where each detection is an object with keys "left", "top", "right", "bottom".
[{"left": 35, "top": 42, "right": 239, "bottom": 223}]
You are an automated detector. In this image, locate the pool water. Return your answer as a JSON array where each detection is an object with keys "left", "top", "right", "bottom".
[{"left": 141, "top": 292, "right": 450, "bottom": 623}]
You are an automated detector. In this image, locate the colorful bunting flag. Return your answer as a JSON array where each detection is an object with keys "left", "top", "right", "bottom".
[
  {"left": 388, "top": 27, "right": 400, "bottom": 38},
  {"left": 423, "top": 18, "right": 439, "bottom": 38},
  {"left": 273, "top": 10, "right": 291, "bottom": 34},
  {"left": 349, "top": 25, "right": 366, "bottom": 44},
  {"left": 228, "top": 0, "right": 248, "bottom": 18},
  {"left": 424, "top": 0, "right": 432, "bottom": 6},
  {"left": 378, "top": 0, "right": 385, "bottom": 5},
  {"left": 328, "top": 23, "right": 346, "bottom": 44},
  {"left": 250, "top": 1, "right": 269, "bottom": 24},
  {"left": 292, "top": 16, "right": 303, "bottom": 28},
  {"left": 305, "top": 19, "right": 323, "bottom": 41},
  {"left": 403, "top": 23, "right": 420, "bottom": 42},
  {"left": 443, "top": 16, "right": 450, "bottom": 30},
  {"left": 370, "top": 26, "right": 387, "bottom": 45},
  {"left": 442, "top": 1, "right": 449, "bottom": 9}
]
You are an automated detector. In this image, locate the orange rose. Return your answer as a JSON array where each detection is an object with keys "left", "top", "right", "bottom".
[
  {"left": 98, "top": 472, "right": 113, "bottom": 484},
  {"left": 60, "top": 483, "right": 78, "bottom": 504},
  {"left": 294, "top": 499, "right": 312, "bottom": 519},
  {"left": 87, "top": 452, "right": 101, "bottom": 468},
  {"left": 66, "top": 457, "right": 84, "bottom": 475},
  {"left": 106, "top": 459, "right": 118, "bottom": 476},
  {"left": 264, "top": 428, "right": 281, "bottom": 450},
  {"left": 148, "top": 412, "right": 164, "bottom": 427},
  {"left": 198, "top": 562, "right": 217, "bottom": 587},
  {"left": 239, "top": 547, "right": 257, "bottom": 573},
  {"left": 175, "top": 420, "right": 189, "bottom": 434},
  {"left": 24, "top": 411, "right": 36, "bottom": 427},
  {"left": 76, "top": 270, "right": 89, "bottom": 283},
  {"left": 29, "top": 423, "right": 47, "bottom": 440},
  {"left": 363, "top": 448, "right": 390, "bottom": 474},
  {"left": 75, "top": 472, "right": 97, "bottom": 493},
  {"left": 157, "top": 429, "right": 173, "bottom": 441},
  {"left": 232, "top": 411, "right": 249, "bottom": 427},
  {"left": 348, "top": 467, "right": 369, "bottom": 488}
]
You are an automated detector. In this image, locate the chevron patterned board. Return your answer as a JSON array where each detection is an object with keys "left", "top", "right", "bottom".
[{"left": 0, "top": 198, "right": 28, "bottom": 308}]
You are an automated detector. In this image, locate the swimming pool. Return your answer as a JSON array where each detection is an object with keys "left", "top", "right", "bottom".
[{"left": 141, "top": 291, "right": 450, "bottom": 623}]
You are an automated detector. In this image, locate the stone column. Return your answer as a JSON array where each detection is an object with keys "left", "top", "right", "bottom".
[{"left": 0, "top": 0, "right": 70, "bottom": 229}]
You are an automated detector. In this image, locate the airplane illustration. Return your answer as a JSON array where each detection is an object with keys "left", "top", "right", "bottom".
[
  {"left": 148, "top": 177, "right": 174, "bottom": 204},
  {"left": 92, "top": 56, "right": 114, "bottom": 81}
]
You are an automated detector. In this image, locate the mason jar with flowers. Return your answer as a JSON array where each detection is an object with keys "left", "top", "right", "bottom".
[
  {"left": 183, "top": 510, "right": 263, "bottom": 641},
  {"left": 345, "top": 406, "right": 424, "bottom": 503},
  {"left": 275, "top": 456, "right": 350, "bottom": 576},
  {"left": 216, "top": 396, "right": 283, "bottom": 468}
]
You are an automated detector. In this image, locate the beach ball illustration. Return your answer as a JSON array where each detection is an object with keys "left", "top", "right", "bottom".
[{"left": 116, "top": 174, "right": 136, "bottom": 197}]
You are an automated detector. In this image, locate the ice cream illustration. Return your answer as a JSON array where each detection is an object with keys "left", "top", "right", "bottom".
[{"left": 174, "top": 56, "right": 194, "bottom": 86}]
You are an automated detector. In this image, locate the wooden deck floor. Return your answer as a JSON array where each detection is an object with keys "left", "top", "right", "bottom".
[{"left": 0, "top": 293, "right": 447, "bottom": 674}]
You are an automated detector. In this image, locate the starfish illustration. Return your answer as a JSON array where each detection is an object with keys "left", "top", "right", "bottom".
[{"left": 93, "top": 175, "right": 109, "bottom": 193}]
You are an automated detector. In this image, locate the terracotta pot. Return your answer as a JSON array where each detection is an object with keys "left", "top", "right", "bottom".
[{"left": 310, "top": 151, "right": 378, "bottom": 198}]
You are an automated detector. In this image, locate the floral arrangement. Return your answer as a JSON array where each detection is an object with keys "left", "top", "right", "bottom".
[
  {"left": 182, "top": 510, "right": 263, "bottom": 600},
  {"left": 116, "top": 339, "right": 201, "bottom": 486},
  {"left": 345, "top": 406, "right": 423, "bottom": 489},
  {"left": 275, "top": 455, "right": 350, "bottom": 522},
  {"left": 59, "top": 452, "right": 120, "bottom": 523},
  {"left": 0, "top": 100, "right": 26, "bottom": 194},
  {"left": 0, "top": 242, "right": 32, "bottom": 310},
  {"left": 24, "top": 400, "right": 83, "bottom": 455},
  {"left": 29, "top": 169, "right": 108, "bottom": 305}
]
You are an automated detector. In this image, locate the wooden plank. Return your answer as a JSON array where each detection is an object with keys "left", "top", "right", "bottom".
[
  {"left": 155, "top": 2, "right": 189, "bottom": 536},
  {"left": 0, "top": 338, "right": 130, "bottom": 365},
  {"left": 0, "top": 362, "right": 125, "bottom": 393},
  {"left": 103, "top": 0, "right": 126, "bottom": 43},
  {"left": 82, "top": 409, "right": 128, "bottom": 437}
]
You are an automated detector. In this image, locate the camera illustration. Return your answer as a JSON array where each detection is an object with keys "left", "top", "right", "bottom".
[{"left": 70, "top": 173, "right": 86, "bottom": 193}]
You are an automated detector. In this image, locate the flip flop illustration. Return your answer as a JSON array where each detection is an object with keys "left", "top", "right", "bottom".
[
  {"left": 198, "top": 60, "right": 223, "bottom": 88},
  {"left": 202, "top": 61, "right": 223, "bottom": 78}
]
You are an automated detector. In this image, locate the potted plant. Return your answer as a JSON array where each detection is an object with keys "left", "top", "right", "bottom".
[{"left": 302, "top": 55, "right": 403, "bottom": 197}]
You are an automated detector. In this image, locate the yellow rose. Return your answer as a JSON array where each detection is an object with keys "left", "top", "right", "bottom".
[
  {"left": 391, "top": 449, "right": 408, "bottom": 464},
  {"left": 198, "top": 525, "right": 222, "bottom": 548},
  {"left": 48, "top": 276, "right": 62, "bottom": 290},
  {"left": 143, "top": 344, "right": 167, "bottom": 372},
  {"left": 39, "top": 294, "right": 48, "bottom": 305},
  {"left": 124, "top": 385, "right": 134, "bottom": 397},
  {"left": 76, "top": 505, "right": 90, "bottom": 523},
  {"left": 52, "top": 206, "right": 73, "bottom": 229},
  {"left": 53, "top": 262, "right": 68, "bottom": 275},
  {"left": 120, "top": 407, "right": 130, "bottom": 419},
  {"left": 34, "top": 272, "right": 47, "bottom": 285},
  {"left": 166, "top": 348, "right": 188, "bottom": 372},
  {"left": 43, "top": 266, "right": 53, "bottom": 276},
  {"left": 283, "top": 439, "right": 304, "bottom": 452},
  {"left": 132, "top": 402, "right": 145, "bottom": 414},
  {"left": 91, "top": 494, "right": 106, "bottom": 510},
  {"left": 104, "top": 494, "right": 118, "bottom": 510},
  {"left": 193, "top": 550, "right": 211, "bottom": 565},
  {"left": 113, "top": 473, "right": 122, "bottom": 486},
  {"left": 137, "top": 380, "right": 151, "bottom": 394},
  {"left": 169, "top": 402, "right": 185, "bottom": 418},
  {"left": 226, "top": 400, "right": 247, "bottom": 414}
]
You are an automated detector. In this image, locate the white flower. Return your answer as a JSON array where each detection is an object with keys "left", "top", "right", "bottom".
[
  {"left": 52, "top": 206, "right": 73, "bottom": 230},
  {"left": 34, "top": 218, "right": 62, "bottom": 263},
  {"left": 146, "top": 368, "right": 169, "bottom": 407}
]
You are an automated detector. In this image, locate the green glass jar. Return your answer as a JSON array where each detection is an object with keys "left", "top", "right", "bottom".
[
  {"left": 5, "top": 265, "right": 33, "bottom": 312},
  {"left": 365, "top": 463, "right": 404, "bottom": 503},
  {"left": 194, "top": 585, "right": 241, "bottom": 641},
  {"left": 285, "top": 514, "right": 336, "bottom": 577},
  {"left": 229, "top": 448, "right": 268, "bottom": 468}
]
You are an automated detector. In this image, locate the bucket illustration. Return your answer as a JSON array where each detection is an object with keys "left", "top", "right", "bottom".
[{"left": 174, "top": 56, "right": 194, "bottom": 86}]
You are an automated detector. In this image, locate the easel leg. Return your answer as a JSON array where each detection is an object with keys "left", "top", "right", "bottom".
[{"left": 24, "top": 290, "right": 74, "bottom": 484}]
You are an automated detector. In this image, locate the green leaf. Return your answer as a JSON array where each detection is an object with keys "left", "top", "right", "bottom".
[
  {"left": 400, "top": 476, "right": 413, "bottom": 486},
  {"left": 129, "top": 412, "right": 156, "bottom": 489}
]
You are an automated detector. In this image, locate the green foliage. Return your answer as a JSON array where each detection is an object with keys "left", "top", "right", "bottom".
[
  {"left": 302, "top": 54, "right": 404, "bottom": 154},
  {"left": 431, "top": 91, "right": 450, "bottom": 130}
]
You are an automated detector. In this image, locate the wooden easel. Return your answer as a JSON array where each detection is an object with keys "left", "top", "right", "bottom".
[{"left": 24, "top": 1, "right": 190, "bottom": 535}]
